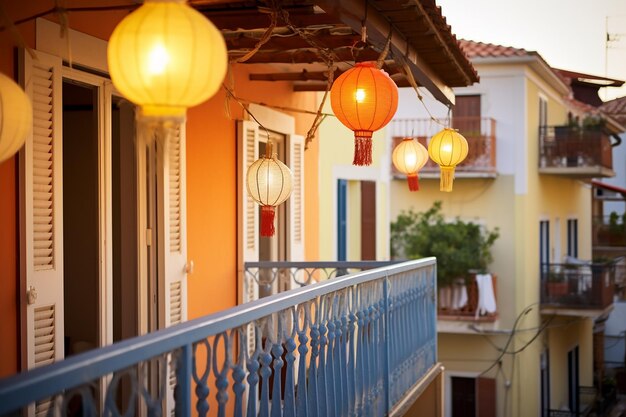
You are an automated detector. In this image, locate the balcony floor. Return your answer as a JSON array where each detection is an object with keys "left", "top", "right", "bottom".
[{"left": 539, "top": 166, "right": 615, "bottom": 178}]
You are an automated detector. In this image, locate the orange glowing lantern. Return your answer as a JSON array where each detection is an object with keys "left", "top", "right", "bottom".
[
  {"left": 246, "top": 142, "right": 293, "bottom": 237},
  {"left": 427, "top": 128, "right": 469, "bottom": 192},
  {"left": 392, "top": 138, "right": 429, "bottom": 191},
  {"left": 330, "top": 62, "right": 398, "bottom": 166}
]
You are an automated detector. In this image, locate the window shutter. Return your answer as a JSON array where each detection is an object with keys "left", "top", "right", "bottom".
[
  {"left": 286, "top": 134, "right": 305, "bottom": 290},
  {"left": 20, "top": 49, "right": 65, "bottom": 372},
  {"left": 287, "top": 134, "right": 305, "bottom": 262},
  {"left": 237, "top": 121, "right": 259, "bottom": 357},
  {"left": 161, "top": 123, "right": 188, "bottom": 416},
  {"left": 163, "top": 123, "right": 188, "bottom": 328},
  {"left": 476, "top": 377, "right": 496, "bottom": 417},
  {"left": 237, "top": 120, "right": 260, "bottom": 303}
]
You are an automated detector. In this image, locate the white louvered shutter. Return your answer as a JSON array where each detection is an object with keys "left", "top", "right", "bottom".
[
  {"left": 162, "top": 124, "right": 188, "bottom": 416},
  {"left": 20, "top": 50, "right": 64, "bottom": 416},
  {"left": 287, "top": 134, "right": 305, "bottom": 289},
  {"left": 237, "top": 121, "right": 259, "bottom": 355},
  {"left": 163, "top": 123, "right": 188, "bottom": 328}
]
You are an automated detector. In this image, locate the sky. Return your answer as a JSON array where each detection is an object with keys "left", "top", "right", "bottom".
[{"left": 436, "top": 0, "right": 626, "bottom": 101}]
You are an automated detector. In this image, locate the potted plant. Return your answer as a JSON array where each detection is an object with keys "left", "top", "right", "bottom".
[
  {"left": 391, "top": 201, "right": 499, "bottom": 288},
  {"left": 546, "top": 270, "right": 568, "bottom": 297}
]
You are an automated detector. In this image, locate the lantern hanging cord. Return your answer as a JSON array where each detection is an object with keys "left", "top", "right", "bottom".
[
  {"left": 222, "top": 85, "right": 334, "bottom": 118},
  {"left": 305, "top": 61, "right": 335, "bottom": 150},
  {"left": 0, "top": 4, "right": 139, "bottom": 32},
  {"left": 230, "top": 9, "right": 278, "bottom": 64},
  {"left": 222, "top": 84, "right": 281, "bottom": 142},
  {"left": 394, "top": 54, "right": 447, "bottom": 127},
  {"left": 375, "top": 29, "right": 392, "bottom": 69},
  {"left": 361, "top": 0, "right": 368, "bottom": 43},
  {"left": 272, "top": 1, "right": 335, "bottom": 67}
]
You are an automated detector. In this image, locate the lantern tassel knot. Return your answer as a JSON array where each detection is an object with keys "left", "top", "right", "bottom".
[
  {"left": 439, "top": 166, "right": 455, "bottom": 192},
  {"left": 353, "top": 131, "right": 373, "bottom": 166},
  {"left": 260, "top": 205, "right": 276, "bottom": 237},
  {"left": 407, "top": 173, "right": 420, "bottom": 191}
]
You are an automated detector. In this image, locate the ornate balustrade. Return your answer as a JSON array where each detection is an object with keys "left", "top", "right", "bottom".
[
  {"left": 389, "top": 117, "right": 497, "bottom": 175},
  {"left": 540, "top": 263, "right": 615, "bottom": 310},
  {"left": 0, "top": 258, "right": 438, "bottom": 417}
]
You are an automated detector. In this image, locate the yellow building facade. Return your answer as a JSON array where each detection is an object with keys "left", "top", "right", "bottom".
[{"left": 389, "top": 42, "right": 609, "bottom": 416}]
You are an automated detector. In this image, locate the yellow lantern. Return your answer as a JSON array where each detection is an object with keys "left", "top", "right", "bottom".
[
  {"left": 0, "top": 72, "right": 32, "bottom": 163},
  {"left": 107, "top": 0, "right": 227, "bottom": 119},
  {"left": 428, "top": 128, "right": 468, "bottom": 192},
  {"left": 392, "top": 138, "right": 429, "bottom": 191},
  {"left": 246, "top": 142, "right": 293, "bottom": 237}
]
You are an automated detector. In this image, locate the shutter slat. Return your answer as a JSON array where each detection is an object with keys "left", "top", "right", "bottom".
[
  {"left": 245, "top": 127, "right": 256, "bottom": 250},
  {"left": 31, "top": 63, "right": 56, "bottom": 270},
  {"left": 33, "top": 306, "right": 55, "bottom": 367},
  {"left": 168, "top": 127, "right": 182, "bottom": 253}
]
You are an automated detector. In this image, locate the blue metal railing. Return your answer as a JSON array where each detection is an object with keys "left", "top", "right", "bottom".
[{"left": 0, "top": 258, "right": 437, "bottom": 417}]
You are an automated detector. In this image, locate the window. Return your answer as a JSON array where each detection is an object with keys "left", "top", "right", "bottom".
[
  {"left": 567, "top": 219, "right": 578, "bottom": 258},
  {"left": 540, "top": 220, "right": 550, "bottom": 271},
  {"left": 337, "top": 179, "right": 347, "bottom": 261},
  {"left": 539, "top": 96, "right": 548, "bottom": 128},
  {"left": 451, "top": 376, "right": 496, "bottom": 417}
]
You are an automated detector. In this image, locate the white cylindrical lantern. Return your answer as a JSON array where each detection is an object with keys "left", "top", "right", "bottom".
[
  {"left": 392, "top": 138, "right": 429, "bottom": 191},
  {"left": 246, "top": 142, "right": 293, "bottom": 237}
]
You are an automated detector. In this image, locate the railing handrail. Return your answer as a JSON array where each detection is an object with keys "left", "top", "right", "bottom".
[
  {"left": 244, "top": 260, "right": 400, "bottom": 269},
  {"left": 0, "top": 257, "right": 436, "bottom": 414}
]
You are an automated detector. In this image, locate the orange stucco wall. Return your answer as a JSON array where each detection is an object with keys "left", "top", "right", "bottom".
[{"left": 0, "top": 3, "right": 320, "bottom": 376}]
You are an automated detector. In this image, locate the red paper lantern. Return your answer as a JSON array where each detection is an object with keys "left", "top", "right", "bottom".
[
  {"left": 392, "top": 138, "right": 429, "bottom": 191},
  {"left": 330, "top": 62, "right": 399, "bottom": 166},
  {"left": 246, "top": 142, "right": 293, "bottom": 237}
]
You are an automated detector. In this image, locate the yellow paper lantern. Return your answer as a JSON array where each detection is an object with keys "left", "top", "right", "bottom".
[
  {"left": 246, "top": 142, "right": 293, "bottom": 237},
  {"left": 392, "top": 138, "right": 429, "bottom": 191},
  {"left": 330, "top": 62, "right": 399, "bottom": 166},
  {"left": 0, "top": 72, "right": 32, "bottom": 163},
  {"left": 107, "top": 0, "right": 227, "bottom": 118},
  {"left": 428, "top": 128, "right": 468, "bottom": 192}
]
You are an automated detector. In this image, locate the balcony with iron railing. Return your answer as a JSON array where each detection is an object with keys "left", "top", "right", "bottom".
[
  {"left": 390, "top": 117, "right": 497, "bottom": 177},
  {"left": 593, "top": 214, "right": 626, "bottom": 248},
  {"left": 538, "top": 126, "right": 615, "bottom": 178},
  {"left": 540, "top": 263, "right": 616, "bottom": 313},
  {"left": 0, "top": 259, "right": 440, "bottom": 417},
  {"left": 437, "top": 274, "right": 498, "bottom": 322},
  {"left": 547, "top": 385, "right": 597, "bottom": 417}
]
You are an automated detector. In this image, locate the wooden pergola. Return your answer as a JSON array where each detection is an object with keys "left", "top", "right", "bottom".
[{"left": 193, "top": 0, "right": 479, "bottom": 105}]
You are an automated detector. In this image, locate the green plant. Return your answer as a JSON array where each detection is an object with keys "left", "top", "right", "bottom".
[{"left": 391, "top": 201, "right": 499, "bottom": 287}]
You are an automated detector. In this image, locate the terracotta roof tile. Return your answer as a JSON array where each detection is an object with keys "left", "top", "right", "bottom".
[
  {"left": 601, "top": 96, "right": 626, "bottom": 125},
  {"left": 458, "top": 40, "right": 529, "bottom": 59}
]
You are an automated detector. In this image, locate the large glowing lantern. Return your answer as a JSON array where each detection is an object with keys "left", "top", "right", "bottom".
[
  {"left": 392, "top": 138, "right": 429, "bottom": 191},
  {"left": 247, "top": 143, "right": 293, "bottom": 237},
  {"left": 107, "top": 0, "right": 227, "bottom": 118},
  {"left": 0, "top": 72, "right": 32, "bottom": 163},
  {"left": 427, "top": 128, "right": 469, "bottom": 192},
  {"left": 330, "top": 62, "right": 398, "bottom": 166}
]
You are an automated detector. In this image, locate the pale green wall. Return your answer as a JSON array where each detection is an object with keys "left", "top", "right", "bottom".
[{"left": 317, "top": 94, "right": 390, "bottom": 261}]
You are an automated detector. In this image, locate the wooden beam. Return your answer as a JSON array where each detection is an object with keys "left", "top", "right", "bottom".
[
  {"left": 292, "top": 74, "right": 413, "bottom": 91},
  {"left": 224, "top": 28, "right": 360, "bottom": 51},
  {"left": 249, "top": 64, "right": 401, "bottom": 82},
  {"left": 314, "top": 0, "right": 456, "bottom": 105},
  {"left": 229, "top": 46, "right": 380, "bottom": 64}
]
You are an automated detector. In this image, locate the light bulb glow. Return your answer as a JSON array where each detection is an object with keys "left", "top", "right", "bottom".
[
  {"left": 441, "top": 143, "right": 453, "bottom": 154},
  {"left": 148, "top": 43, "right": 169, "bottom": 75},
  {"left": 355, "top": 89, "right": 366, "bottom": 103}
]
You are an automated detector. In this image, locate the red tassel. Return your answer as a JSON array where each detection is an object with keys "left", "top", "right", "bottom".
[
  {"left": 407, "top": 173, "right": 419, "bottom": 191},
  {"left": 353, "top": 131, "right": 373, "bottom": 166},
  {"left": 260, "top": 205, "right": 276, "bottom": 237}
]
